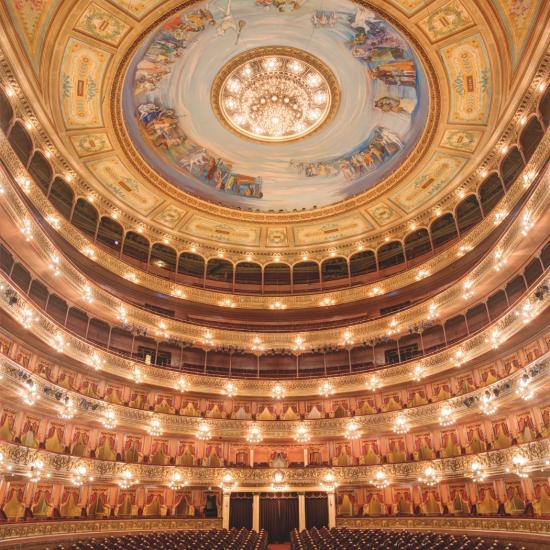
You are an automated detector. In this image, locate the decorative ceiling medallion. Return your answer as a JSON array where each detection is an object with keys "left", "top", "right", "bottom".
[
  {"left": 115, "top": 0, "right": 434, "bottom": 213},
  {"left": 211, "top": 47, "right": 339, "bottom": 143}
]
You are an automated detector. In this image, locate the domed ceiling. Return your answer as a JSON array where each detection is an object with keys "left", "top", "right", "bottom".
[
  {"left": 0, "top": 0, "right": 547, "bottom": 254},
  {"left": 120, "top": 0, "right": 430, "bottom": 211}
]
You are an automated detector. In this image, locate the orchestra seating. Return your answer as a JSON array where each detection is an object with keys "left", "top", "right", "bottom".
[
  {"left": 290, "top": 528, "right": 525, "bottom": 550},
  {"left": 49, "top": 528, "right": 268, "bottom": 550}
]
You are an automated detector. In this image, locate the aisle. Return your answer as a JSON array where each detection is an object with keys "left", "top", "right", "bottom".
[{"left": 267, "top": 544, "right": 291, "bottom": 550}]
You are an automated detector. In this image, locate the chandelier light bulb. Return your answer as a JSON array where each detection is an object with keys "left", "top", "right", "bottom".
[
  {"left": 319, "top": 380, "right": 335, "bottom": 398},
  {"left": 175, "top": 376, "right": 190, "bottom": 393},
  {"left": 344, "top": 421, "right": 360, "bottom": 440},
  {"left": 294, "top": 423, "right": 311, "bottom": 443},
  {"left": 118, "top": 469, "right": 136, "bottom": 489},
  {"left": 366, "top": 374, "right": 379, "bottom": 391},
  {"left": 220, "top": 472, "right": 237, "bottom": 492},
  {"left": 438, "top": 406, "right": 455, "bottom": 427},
  {"left": 516, "top": 374, "right": 534, "bottom": 401},
  {"left": 393, "top": 414, "right": 409, "bottom": 434},
  {"left": 223, "top": 381, "right": 238, "bottom": 398},
  {"left": 196, "top": 423, "right": 212, "bottom": 441},
  {"left": 168, "top": 470, "right": 187, "bottom": 490},
  {"left": 371, "top": 469, "right": 390, "bottom": 489},
  {"left": 320, "top": 471, "right": 338, "bottom": 491},
  {"left": 470, "top": 461, "right": 486, "bottom": 483},
  {"left": 271, "top": 470, "right": 287, "bottom": 491},
  {"left": 246, "top": 423, "right": 263, "bottom": 444},
  {"left": 271, "top": 383, "right": 286, "bottom": 400},
  {"left": 479, "top": 392, "right": 497, "bottom": 415},
  {"left": 148, "top": 417, "right": 163, "bottom": 437},
  {"left": 59, "top": 398, "right": 76, "bottom": 420},
  {"left": 418, "top": 465, "right": 439, "bottom": 486},
  {"left": 102, "top": 408, "right": 117, "bottom": 429}
]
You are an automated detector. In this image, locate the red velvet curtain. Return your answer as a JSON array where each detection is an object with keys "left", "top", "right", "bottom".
[
  {"left": 306, "top": 494, "right": 328, "bottom": 529},
  {"left": 229, "top": 493, "right": 252, "bottom": 530},
  {"left": 260, "top": 494, "right": 299, "bottom": 543}
]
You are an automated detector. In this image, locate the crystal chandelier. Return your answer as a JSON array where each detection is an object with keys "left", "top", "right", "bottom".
[
  {"left": 196, "top": 423, "right": 212, "bottom": 441},
  {"left": 148, "top": 417, "right": 163, "bottom": 437},
  {"left": 168, "top": 470, "right": 187, "bottom": 490},
  {"left": 214, "top": 47, "right": 336, "bottom": 142},
  {"left": 319, "top": 380, "right": 335, "bottom": 398},
  {"left": 21, "top": 307, "right": 37, "bottom": 329},
  {"left": 438, "top": 406, "right": 455, "bottom": 427},
  {"left": 393, "top": 414, "right": 409, "bottom": 434},
  {"left": 271, "top": 383, "right": 286, "bottom": 400},
  {"left": 294, "top": 423, "right": 311, "bottom": 443},
  {"left": 118, "top": 469, "right": 137, "bottom": 489},
  {"left": 516, "top": 374, "right": 535, "bottom": 401},
  {"left": 175, "top": 376, "right": 190, "bottom": 393},
  {"left": 71, "top": 465, "right": 94, "bottom": 487},
  {"left": 220, "top": 472, "right": 237, "bottom": 492},
  {"left": 271, "top": 470, "right": 287, "bottom": 491},
  {"left": 246, "top": 424, "right": 263, "bottom": 444},
  {"left": 21, "top": 382, "right": 39, "bottom": 406},
  {"left": 508, "top": 453, "right": 529, "bottom": 478},
  {"left": 52, "top": 333, "right": 66, "bottom": 353},
  {"left": 102, "top": 408, "right": 117, "bottom": 429},
  {"left": 344, "top": 421, "right": 360, "bottom": 440},
  {"left": 365, "top": 374, "right": 379, "bottom": 391},
  {"left": 223, "top": 381, "right": 238, "bottom": 398},
  {"left": 370, "top": 469, "right": 390, "bottom": 489},
  {"left": 90, "top": 352, "right": 104, "bottom": 370},
  {"left": 59, "top": 398, "right": 76, "bottom": 420},
  {"left": 469, "top": 461, "right": 486, "bottom": 483},
  {"left": 27, "top": 459, "right": 49, "bottom": 483},
  {"left": 132, "top": 367, "right": 144, "bottom": 384},
  {"left": 479, "top": 391, "right": 497, "bottom": 415},
  {"left": 320, "top": 471, "right": 338, "bottom": 491},
  {"left": 418, "top": 465, "right": 440, "bottom": 486}
]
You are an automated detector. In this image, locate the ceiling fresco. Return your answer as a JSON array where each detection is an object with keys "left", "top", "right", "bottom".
[
  {"left": 122, "top": 0, "right": 429, "bottom": 211},
  {"left": 0, "top": 0, "right": 547, "bottom": 253}
]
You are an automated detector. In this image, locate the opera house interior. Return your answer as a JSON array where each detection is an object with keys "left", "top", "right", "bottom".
[{"left": 0, "top": 0, "right": 548, "bottom": 548}]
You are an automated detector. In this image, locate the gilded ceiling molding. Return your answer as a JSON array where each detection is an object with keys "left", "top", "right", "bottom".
[{"left": 0, "top": 35, "right": 546, "bottom": 255}]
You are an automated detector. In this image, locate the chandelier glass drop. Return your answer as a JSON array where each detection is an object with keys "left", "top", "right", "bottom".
[{"left": 215, "top": 48, "right": 337, "bottom": 142}]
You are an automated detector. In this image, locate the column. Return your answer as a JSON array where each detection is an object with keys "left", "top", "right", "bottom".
[
  {"left": 252, "top": 493, "right": 260, "bottom": 532},
  {"left": 303, "top": 448, "right": 309, "bottom": 466},
  {"left": 327, "top": 491, "right": 336, "bottom": 529},
  {"left": 222, "top": 491, "right": 231, "bottom": 529},
  {"left": 298, "top": 493, "right": 306, "bottom": 532},
  {"left": 249, "top": 448, "right": 254, "bottom": 467}
]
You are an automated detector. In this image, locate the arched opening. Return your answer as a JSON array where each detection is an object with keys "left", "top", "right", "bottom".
[
  {"left": 11, "top": 263, "right": 31, "bottom": 293},
  {"left": 430, "top": 214, "right": 457, "bottom": 249},
  {"left": 465, "top": 304, "right": 489, "bottom": 333},
  {"left": 178, "top": 252, "right": 205, "bottom": 280},
  {"left": 235, "top": 262, "right": 262, "bottom": 288},
  {"left": 520, "top": 117, "right": 545, "bottom": 160},
  {"left": 0, "top": 88, "right": 14, "bottom": 131},
  {"left": 28, "top": 151, "right": 52, "bottom": 194},
  {"left": 66, "top": 307, "right": 89, "bottom": 337},
  {"left": 377, "top": 241, "right": 404, "bottom": 270},
  {"left": 122, "top": 231, "right": 150, "bottom": 264},
  {"left": 150, "top": 243, "right": 177, "bottom": 273},
  {"left": 487, "top": 290, "right": 508, "bottom": 320},
  {"left": 349, "top": 250, "right": 377, "bottom": 277},
  {"left": 263, "top": 263, "right": 291, "bottom": 291},
  {"left": 479, "top": 174, "right": 504, "bottom": 215},
  {"left": 206, "top": 258, "right": 233, "bottom": 282},
  {"left": 71, "top": 198, "right": 98, "bottom": 238},
  {"left": 444, "top": 315, "right": 468, "bottom": 344},
  {"left": 96, "top": 217, "right": 123, "bottom": 252},
  {"left": 8, "top": 121, "right": 32, "bottom": 165},
  {"left": 28, "top": 279, "right": 49, "bottom": 309},
  {"left": 321, "top": 257, "right": 348, "bottom": 282},
  {"left": 541, "top": 241, "right": 550, "bottom": 269},
  {"left": 293, "top": 261, "right": 320, "bottom": 288},
  {"left": 505, "top": 275, "right": 527, "bottom": 304},
  {"left": 456, "top": 195, "right": 483, "bottom": 234},
  {"left": 46, "top": 294, "right": 68, "bottom": 326},
  {"left": 49, "top": 177, "right": 74, "bottom": 219},
  {"left": 404, "top": 229, "right": 432, "bottom": 261},
  {"left": 540, "top": 86, "right": 550, "bottom": 127},
  {"left": 88, "top": 318, "right": 110, "bottom": 347},
  {"left": 523, "top": 257, "right": 543, "bottom": 286},
  {"left": 500, "top": 147, "right": 524, "bottom": 189}
]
